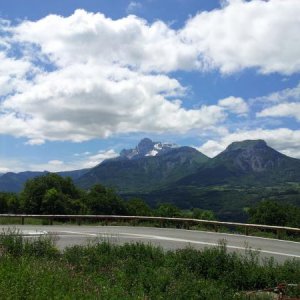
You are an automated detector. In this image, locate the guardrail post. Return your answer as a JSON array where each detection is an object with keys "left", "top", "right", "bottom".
[
  {"left": 49, "top": 217, "right": 53, "bottom": 225},
  {"left": 245, "top": 227, "right": 249, "bottom": 236},
  {"left": 21, "top": 216, "right": 25, "bottom": 225},
  {"left": 214, "top": 224, "right": 219, "bottom": 232},
  {"left": 77, "top": 218, "right": 81, "bottom": 226},
  {"left": 185, "top": 222, "right": 190, "bottom": 230}
]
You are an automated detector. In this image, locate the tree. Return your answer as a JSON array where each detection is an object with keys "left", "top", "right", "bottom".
[
  {"left": 192, "top": 208, "right": 215, "bottom": 220},
  {"left": 85, "top": 184, "right": 127, "bottom": 215},
  {"left": 0, "top": 192, "right": 20, "bottom": 213},
  {"left": 20, "top": 174, "right": 82, "bottom": 214},
  {"left": 126, "top": 198, "right": 152, "bottom": 216},
  {"left": 155, "top": 203, "right": 181, "bottom": 217},
  {"left": 0, "top": 193, "right": 8, "bottom": 213},
  {"left": 247, "top": 200, "right": 300, "bottom": 226}
]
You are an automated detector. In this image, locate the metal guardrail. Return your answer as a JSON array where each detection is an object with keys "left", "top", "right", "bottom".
[{"left": 0, "top": 214, "right": 299, "bottom": 238}]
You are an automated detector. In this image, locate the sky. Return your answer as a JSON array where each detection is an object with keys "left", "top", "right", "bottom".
[{"left": 0, "top": 0, "right": 300, "bottom": 173}]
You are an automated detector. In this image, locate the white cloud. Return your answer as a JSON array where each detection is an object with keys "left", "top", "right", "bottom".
[
  {"left": 0, "top": 51, "right": 32, "bottom": 97},
  {"left": 81, "top": 149, "right": 118, "bottom": 168},
  {"left": 198, "top": 128, "right": 300, "bottom": 158},
  {"left": 254, "top": 82, "right": 300, "bottom": 103},
  {"left": 127, "top": 1, "right": 142, "bottom": 13},
  {"left": 13, "top": 9, "right": 195, "bottom": 73},
  {"left": 1, "top": 63, "right": 226, "bottom": 144},
  {"left": 182, "top": 0, "right": 300, "bottom": 74},
  {"left": 257, "top": 102, "right": 300, "bottom": 121},
  {"left": 10, "top": 149, "right": 119, "bottom": 173},
  {"left": 13, "top": 1, "right": 300, "bottom": 74},
  {"left": 48, "top": 160, "right": 64, "bottom": 166},
  {"left": 0, "top": 2, "right": 299, "bottom": 144},
  {"left": 218, "top": 96, "right": 248, "bottom": 115}
]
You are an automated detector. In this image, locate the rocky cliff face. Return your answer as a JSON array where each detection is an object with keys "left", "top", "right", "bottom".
[
  {"left": 120, "top": 138, "right": 178, "bottom": 160},
  {"left": 217, "top": 140, "right": 288, "bottom": 172}
]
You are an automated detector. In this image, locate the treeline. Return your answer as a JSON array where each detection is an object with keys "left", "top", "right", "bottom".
[
  {"left": 0, "top": 173, "right": 299, "bottom": 227},
  {"left": 0, "top": 173, "right": 215, "bottom": 219},
  {"left": 248, "top": 199, "right": 300, "bottom": 228}
]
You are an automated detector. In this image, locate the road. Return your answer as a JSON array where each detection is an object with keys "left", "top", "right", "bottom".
[{"left": 1, "top": 225, "right": 299, "bottom": 263}]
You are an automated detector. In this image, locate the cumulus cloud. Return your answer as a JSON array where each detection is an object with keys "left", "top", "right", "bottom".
[
  {"left": 0, "top": 51, "right": 32, "bottom": 97},
  {"left": 254, "top": 81, "right": 300, "bottom": 122},
  {"left": 218, "top": 96, "right": 248, "bottom": 115},
  {"left": 0, "top": 1, "right": 299, "bottom": 144},
  {"left": 1, "top": 63, "right": 226, "bottom": 144},
  {"left": 81, "top": 149, "right": 118, "bottom": 168},
  {"left": 127, "top": 1, "right": 142, "bottom": 13},
  {"left": 257, "top": 103, "right": 300, "bottom": 121},
  {"left": 13, "top": 9, "right": 195, "bottom": 73},
  {"left": 15, "top": 149, "right": 119, "bottom": 173},
  {"left": 255, "top": 82, "right": 300, "bottom": 103},
  {"left": 198, "top": 128, "right": 300, "bottom": 158},
  {"left": 12, "top": 1, "right": 300, "bottom": 74},
  {"left": 182, "top": 0, "right": 300, "bottom": 74}
]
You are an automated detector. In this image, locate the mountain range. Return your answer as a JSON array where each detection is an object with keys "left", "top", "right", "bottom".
[{"left": 1, "top": 138, "right": 300, "bottom": 194}]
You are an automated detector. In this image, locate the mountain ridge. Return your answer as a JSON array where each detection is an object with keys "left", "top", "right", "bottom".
[{"left": 1, "top": 138, "right": 300, "bottom": 193}]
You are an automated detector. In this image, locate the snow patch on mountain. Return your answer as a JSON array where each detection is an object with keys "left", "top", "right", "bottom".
[{"left": 120, "top": 138, "right": 179, "bottom": 160}]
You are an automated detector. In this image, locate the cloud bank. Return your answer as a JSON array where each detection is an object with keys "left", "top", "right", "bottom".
[{"left": 0, "top": 0, "right": 299, "bottom": 147}]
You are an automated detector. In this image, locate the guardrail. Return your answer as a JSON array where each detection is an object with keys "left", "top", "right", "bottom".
[{"left": 0, "top": 214, "right": 299, "bottom": 238}]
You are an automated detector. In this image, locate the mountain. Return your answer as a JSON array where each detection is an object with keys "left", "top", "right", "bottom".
[
  {"left": 0, "top": 171, "right": 49, "bottom": 193},
  {"left": 0, "top": 169, "right": 90, "bottom": 193},
  {"left": 177, "top": 139, "right": 300, "bottom": 186},
  {"left": 57, "top": 168, "right": 90, "bottom": 181},
  {"left": 76, "top": 138, "right": 210, "bottom": 191},
  {"left": 1, "top": 138, "right": 300, "bottom": 199},
  {"left": 119, "top": 138, "right": 179, "bottom": 159},
  {"left": 125, "top": 140, "right": 300, "bottom": 221}
]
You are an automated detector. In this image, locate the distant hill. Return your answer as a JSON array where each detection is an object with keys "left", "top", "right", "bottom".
[
  {"left": 0, "top": 169, "right": 89, "bottom": 193},
  {"left": 0, "top": 171, "right": 48, "bottom": 193}
]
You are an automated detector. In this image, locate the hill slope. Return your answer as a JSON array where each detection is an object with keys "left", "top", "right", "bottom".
[{"left": 0, "top": 169, "right": 90, "bottom": 193}]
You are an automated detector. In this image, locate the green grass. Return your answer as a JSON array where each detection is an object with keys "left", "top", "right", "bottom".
[{"left": 0, "top": 230, "right": 299, "bottom": 299}]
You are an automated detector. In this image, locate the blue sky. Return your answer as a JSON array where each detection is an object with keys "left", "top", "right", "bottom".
[{"left": 0, "top": 0, "right": 300, "bottom": 172}]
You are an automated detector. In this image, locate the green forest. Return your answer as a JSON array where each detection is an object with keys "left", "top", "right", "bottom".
[{"left": 0, "top": 173, "right": 300, "bottom": 228}]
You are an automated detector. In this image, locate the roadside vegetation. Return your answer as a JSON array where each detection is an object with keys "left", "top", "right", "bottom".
[
  {"left": 0, "top": 174, "right": 299, "bottom": 242},
  {"left": 0, "top": 173, "right": 216, "bottom": 218},
  {"left": 0, "top": 230, "right": 299, "bottom": 299}
]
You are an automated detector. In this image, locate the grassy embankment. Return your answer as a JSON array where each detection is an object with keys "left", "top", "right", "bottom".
[{"left": 0, "top": 229, "right": 299, "bottom": 299}]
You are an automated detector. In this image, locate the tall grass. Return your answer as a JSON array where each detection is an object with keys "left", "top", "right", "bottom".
[{"left": 0, "top": 229, "right": 299, "bottom": 299}]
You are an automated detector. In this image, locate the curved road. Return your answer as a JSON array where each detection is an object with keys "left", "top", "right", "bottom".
[{"left": 1, "top": 225, "right": 299, "bottom": 263}]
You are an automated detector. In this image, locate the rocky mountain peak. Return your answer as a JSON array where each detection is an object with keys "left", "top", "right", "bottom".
[
  {"left": 224, "top": 140, "right": 267, "bottom": 152},
  {"left": 218, "top": 139, "right": 285, "bottom": 172},
  {"left": 120, "top": 138, "right": 178, "bottom": 160},
  {"left": 137, "top": 138, "right": 156, "bottom": 156}
]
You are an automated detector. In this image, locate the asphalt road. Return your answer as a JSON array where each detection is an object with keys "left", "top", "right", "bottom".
[{"left": 1, "top": 225, "right": 299, "bottom": 263}]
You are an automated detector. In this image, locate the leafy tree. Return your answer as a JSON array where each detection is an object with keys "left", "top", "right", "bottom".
[
  {"left": 126, "top": 198, "right": 152, "bottom": 216},
  {"left": 40, "top": 188, "right": 66, "bottom": 214},
  {"left": 155, "top": 203, "right": 181, "bottom": 217},
  {"left": 0, "top": 193, "right": 8, "bottom": 213},
  {"left": 192, "top": 208, "right": 215, "bottom": 220},
  {"left": 85, "top": 184, "right": 127, "bottom": 215},
  {"left": 20, "top": 174, "right": 82, "bottom": 214},
  {"left": 0, "top": 192, "right": 20, "bottom": 213},
  {"left": 248, "top": 200, "right": 300, "bottom": 227}
]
